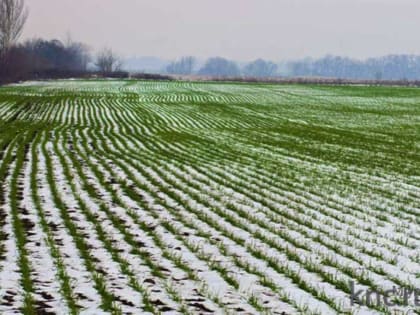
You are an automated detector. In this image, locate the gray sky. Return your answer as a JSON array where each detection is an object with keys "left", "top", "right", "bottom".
[{"left": 22, "top": 0, "right": 420, "bottom": 61}]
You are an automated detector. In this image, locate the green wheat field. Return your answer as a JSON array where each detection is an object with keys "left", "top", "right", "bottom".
[{"left": 0, "top": 80, "right": 419, "bottom": 315}]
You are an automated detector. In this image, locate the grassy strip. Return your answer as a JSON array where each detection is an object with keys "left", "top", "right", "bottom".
[
  {"left": 9, "top": 130, "right": 36, "bottom": 314},
  {"left": 40, "top": 128, "right": 122, "bottom": 315},
  {"left": 93, "top": 127, "right": 397, "bottom": 313},
  {"left": 30, "top": 131, "right": 79, "bottom": 314},
  {"left": 0, "top": 135, "right": 18, "bottom": 262},
  {"left": 53, "top": 127, "right": 159, "bottom": 314},
  {"left": 83, "top": 129, "right": 314, "bottom": 313}
]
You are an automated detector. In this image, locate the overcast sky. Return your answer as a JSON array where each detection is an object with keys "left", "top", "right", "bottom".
[{"left": 22, "top": 0, "right": 420, "bottom": 61}]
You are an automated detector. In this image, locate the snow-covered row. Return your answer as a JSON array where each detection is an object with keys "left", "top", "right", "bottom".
[{"left": 0, "top": 80, "right": 418, "bottom": 314}]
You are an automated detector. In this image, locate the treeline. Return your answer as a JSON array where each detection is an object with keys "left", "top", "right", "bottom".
[
  {"left": 288, "top": 55, "right": 420, "bottom": 80},
  {"left": 166, "top": 57, "right": 278, "bottom": 78},
  {"left": 3, "top": 0, "right": 420, "bottom": 84},
  {"left": 0, "top": 38, "right": 91, "bottom": 84},
  {"left": 0, "top": 0, "right": 93, "bottom": 84},
  {"left": 0, "top": 0, "right": 134, "bottom": 84},
  {"left": 188, "top": 76, "right": 420, "bottom": 87},
  {"left": 0, "top": 38, "right": 154, "bottom": 84},
  {"left": 165, "top": 55, "right": 420, "bottom": 80}
]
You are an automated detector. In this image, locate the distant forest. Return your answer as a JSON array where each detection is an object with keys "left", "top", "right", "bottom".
[
  {"left": 286, "top": 55, "right": 420, "bottom": 81},
  {"left": 3, "top": 0, "right": 420, "bottom": 84},
  {"left": 163, "top": 55, "right": 420, "bottom": 81}
]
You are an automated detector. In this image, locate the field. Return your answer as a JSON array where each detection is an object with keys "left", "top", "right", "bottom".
[{"left": 0, "top": 80, "right": 419, "bottom": 315}]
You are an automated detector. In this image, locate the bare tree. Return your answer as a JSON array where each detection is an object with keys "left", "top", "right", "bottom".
[
  {"left": 166, "top": 56, "right": 196, "bottom": 75},
  {"left": 0, "top": 0, "right": 28, "bottom": 55},
  {"left": 65, "top": 34, "right": 91, "bottom": 71},
  {"left": 243, "top": 59, "right": 278, "bottom": 78},
  {"left": 95, "top": 48, "right": 122, "bottom": 73},
  {"left": 198, "top": 57, "right": 241, "bottom": 77}
]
